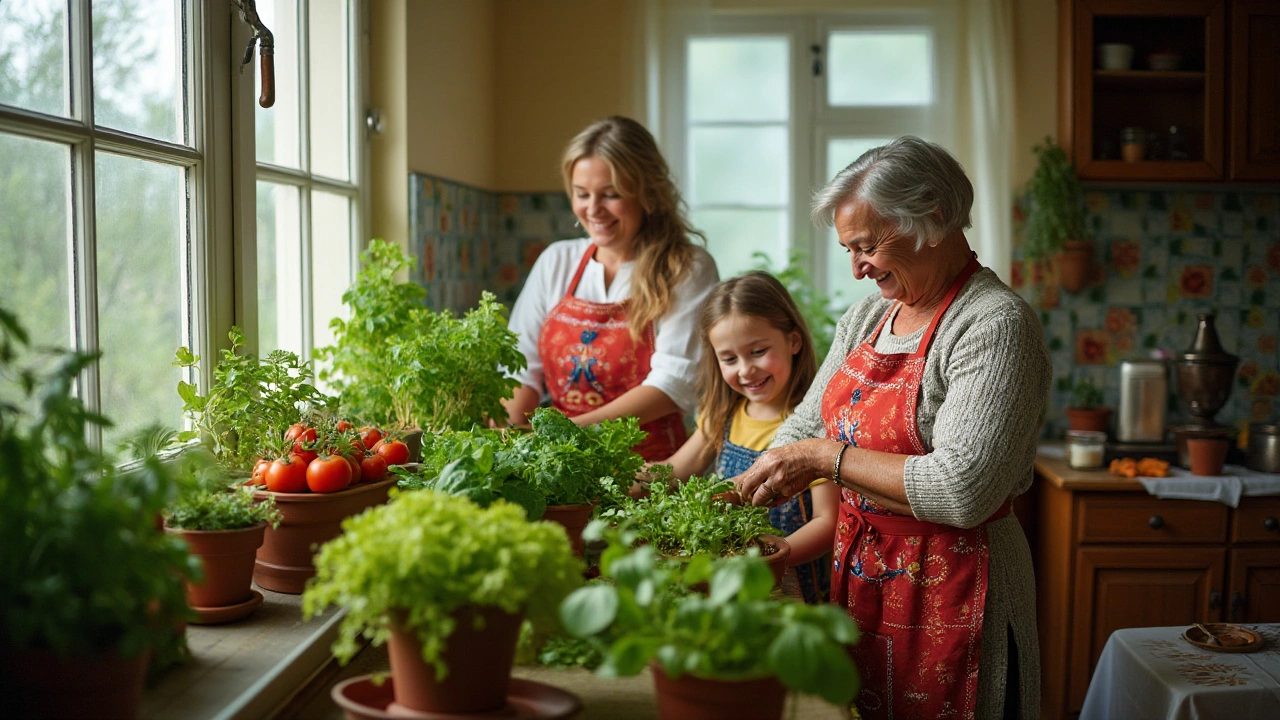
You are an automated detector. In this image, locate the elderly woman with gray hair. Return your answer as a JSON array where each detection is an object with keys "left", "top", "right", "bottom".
[{"left": 734, "top": 136, "right": 1050, "bottom": 719}]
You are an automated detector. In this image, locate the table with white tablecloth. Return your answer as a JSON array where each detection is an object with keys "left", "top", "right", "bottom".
[{"left": 1080, "top": 624, "right": 1280, "bottom": 719}]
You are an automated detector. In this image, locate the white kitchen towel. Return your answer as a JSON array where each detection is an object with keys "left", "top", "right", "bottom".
[{"left": 1137, "top": 465, "right": 1280, "bottom": 507}]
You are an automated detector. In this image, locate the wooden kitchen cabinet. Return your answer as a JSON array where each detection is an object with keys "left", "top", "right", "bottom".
[
  {"left": 1058, "top": 0, "right": 1280, "bottom": 182},
  {"left": 1032, "top": 453, "right": 1280, "bottom": 720},
  {"left": 1228, "top": 0, "right": 1280, "bottom": 179}
]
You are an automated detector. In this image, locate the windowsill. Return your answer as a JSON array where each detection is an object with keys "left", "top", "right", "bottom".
[{"left": 141, "top": 586, "right": 344, "bottom": 720}]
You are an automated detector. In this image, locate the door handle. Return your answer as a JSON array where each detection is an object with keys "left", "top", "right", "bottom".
[{"left": 1209, "top": 590, "right": 1222, "bottom": 610}]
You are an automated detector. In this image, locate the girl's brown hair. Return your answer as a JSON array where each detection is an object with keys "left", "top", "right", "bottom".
[
  {"left": 696, "top": 272, "right": 817, "bottom": 454},
  {"left": 561, "top": 116, "right": 705, "bottom": 341}
]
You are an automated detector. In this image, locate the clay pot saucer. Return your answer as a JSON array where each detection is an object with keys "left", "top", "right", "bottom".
[
  {"left": 190, "top": 589, "right": 264, "bottom": 625},
  {"left": 331, "top": 676, "right": 581, "bottom": 720},
  {"left": 1182, "top": 623, "right": 1264, "bottom": 653}
]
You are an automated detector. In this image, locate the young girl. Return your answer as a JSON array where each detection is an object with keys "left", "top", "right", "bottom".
[{"left": 663, "top": 271, "right": 836, "bottom": 603}]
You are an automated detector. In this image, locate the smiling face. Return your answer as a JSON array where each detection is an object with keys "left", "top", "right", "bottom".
[
  {"left": 570, "top": 156, "right": 644, "bottom": 258},
  {"left": 708, "top": 313, "right": 801, "bottom": 418},
  {"left": 834, "top": 198, "right": 935, "bottom": 305}
]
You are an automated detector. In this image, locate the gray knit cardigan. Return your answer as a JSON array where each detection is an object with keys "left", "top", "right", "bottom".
[{"left": 770, "top": 267, "right": 1051, "bottom": 719}]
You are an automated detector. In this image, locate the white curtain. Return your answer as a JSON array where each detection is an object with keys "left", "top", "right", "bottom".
[{"left": 949, "top": 0, "right": 1017, "bottom": 283}]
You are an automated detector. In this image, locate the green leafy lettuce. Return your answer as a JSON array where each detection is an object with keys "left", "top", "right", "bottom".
[
  {"left": 510, "top": 408, "right": 646, "bottom": 507},
  {"left": 302, "top": 490, "right": 583, "bottom": 678},
  {"left": 607, "top": 471, "right": 780, "bottom": 557}
]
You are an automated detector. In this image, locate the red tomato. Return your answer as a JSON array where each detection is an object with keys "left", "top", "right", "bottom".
[
  {"left": 360, "top": 427, "right": 384, "bottom": 449},
  {"left": 376, "top": 440, "right": 410, "bottom": 466},
  {"left": 293, "top": 447, "right": 318, "bottom": 465},
  {"left": 360, "top": 454, "right": 388, "bottom": 482},
  {"left": 284, "top": 424, "right": 316, "bottom": 443},
  {"left": 307, "top": 455, "right": 353, "bottom": 493},
  {"left": 336, "top": 420, "right": 353, "bottom": 433},
  {"left": 251, "top": 458, "right": 270, "bottom": 486},
  {"left": 265, "top": 455, "right": 309, "bottom": 493},
  {"left": 344, "top": 453, "right": 362, "bottom": 483}
]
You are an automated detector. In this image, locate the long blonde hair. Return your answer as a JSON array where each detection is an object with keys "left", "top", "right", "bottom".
[
  {"left": 696, "top": 272, "right": 817, "bottom": 453},
  {"left": 561, "top": 116, "right": 704, "bottom": 341}
]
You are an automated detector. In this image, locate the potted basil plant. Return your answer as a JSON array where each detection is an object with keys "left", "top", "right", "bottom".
[
  {"left": 1066, "top": 377, "right": 1111, "bottom": 433},
  {"left": 560, "top": 522, "right": 859, "bottom": 719},
  {"left": 0, "top": 307, "right": 199, "bottom": 718},
  {"left": 302, "top": 490, "right": 582, "bottom": 716}
]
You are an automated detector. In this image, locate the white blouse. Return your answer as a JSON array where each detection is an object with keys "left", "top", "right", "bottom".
[{"left": 507, "top": 238, "right": 719, "bottom": 417}]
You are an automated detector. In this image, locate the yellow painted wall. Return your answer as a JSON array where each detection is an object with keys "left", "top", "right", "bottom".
[
  {"left": 368, "top": 0, "right": 408, "bottom": 249},
  {"left": 404, "top": 0, "right": 497, "bottom": 188},
  {"left": 493, "top": 0, "right": 641, "bottom": 191},
  {"left": 1012, "top": 0, "right": 1058, "bottom": 186}
]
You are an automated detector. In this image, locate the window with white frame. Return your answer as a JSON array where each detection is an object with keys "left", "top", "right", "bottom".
[
  {"left": 252, "top": 0, "right": 362, "bottom": 360},
  {"left": 665, "top": 10, "right": 949, "bottom": 307},
  {"left": 0, "top": 0, "right": 365, "bottom": 447}
]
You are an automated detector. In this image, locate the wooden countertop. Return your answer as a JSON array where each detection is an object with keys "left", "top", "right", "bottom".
[{"left": 1035, "top": 443, "right": 1146, "bottom": 492}]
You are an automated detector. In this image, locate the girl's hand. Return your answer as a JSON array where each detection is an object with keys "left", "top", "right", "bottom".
[{"left": 733, "top": 438, "right": 828, "bottom": 507}]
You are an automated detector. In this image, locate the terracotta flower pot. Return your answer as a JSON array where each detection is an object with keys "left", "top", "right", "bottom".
[
  {"left": 166, "top": 522, "right": 266, "bottom": 609},
  {"left": 0, "top": 646, "right": 147, "bottom": 719},
  {"left": 541, "top": 504, "right": 593, "bottom": 556},
  {"left": 1066, "top": 407, "right": 1111, "bottom": 434},
  {"left": 651, "top": 664, "right": 787, "bottom": 720},
  {"left": 252, "top": 477, "right": 396, "bottom": 594},
  {"left": 400, "top": 428, "right": 424, "bottom": 464},
  {"left": 1187, "top": 437, "right": 1230, "bottom": 476},
  {"left": 757, "top": 534, "right": 791, "bottom": 588},
  {"left": 386, "top": 606, "right": 524, "bottom": 715},
  {"left": 1056, "top": 239, "right": 1093, "bottom": 293}
]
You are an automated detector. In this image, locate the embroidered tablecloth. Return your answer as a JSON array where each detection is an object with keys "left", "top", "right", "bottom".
[{"left": 1080, "top": 624, "right": 1280, "bottom": 719}]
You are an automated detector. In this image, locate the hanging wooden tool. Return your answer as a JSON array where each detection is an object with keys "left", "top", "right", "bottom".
[{"left": 232, "top": 0, "right": 275, "bottom": 108}]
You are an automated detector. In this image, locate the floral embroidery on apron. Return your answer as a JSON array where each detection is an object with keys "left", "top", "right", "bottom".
[
  {"left": 537, "top": 245, "right": 686, "bottom": 461},
  {"left": 821, "top": 258, "right": 1010, "bottom": 719}
]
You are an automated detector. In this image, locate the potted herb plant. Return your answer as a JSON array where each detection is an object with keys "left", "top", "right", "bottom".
[
  {"left": 510, "top": 408, "right": 646, "bottom": 554},
  {"left": 560, "top": 524, "right": 859, "bottom": 719},
  {"left": 302, "top": 490, "right": 582, "bottom": 716},
  {"left": 608, "top": 472, "right": 790, "bottom": 586},
  {"left": 1066, "top": 377, "right": 1112, "bottom": 433},
  {"left": 163, "top": 448, "right": 283, "bottom": 624},
  {"left": 176, "top": 330, "right": 396, "bottom": 594},
  {"left": 0, "top": 308, "right": 199, "bottom": 718},
  {"left": 1023, "top": 137, "right": 1093, "bottom": 293}
]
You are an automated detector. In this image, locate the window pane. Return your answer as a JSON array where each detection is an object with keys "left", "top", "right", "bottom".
[
  {"left": 92, "top": 0, "right": 184, "bottom": 143},
  {"left": 309, "top": 0, "right": 350, "bottom": 181},
  {"left": 310, "top": 190, "right": 351, "bottom": 355},
  {"left": 0, "top": 0, "right": 69, "bottom": 117},
  {"left": 256, "top": 181, "right": 303, "bottom": 355},
  {"left": 827, "top": 137, "right": 892, "bottom": 179},
  {"left": 828, "top": 31, "right": 932, "bottom": 107},
  {"left": 94, "top": 152, "right": 187, "bottom": 445},
  {"left": 689, "top": 126, "right": 788, "bottom": 206},
  {"left": 0, "top": 134, "right": 72, "bottom": 410},
  {"left": 688, "top": 36, "right": 788, "bottom": 123},
  {"left": 255, "top": 0, "right": 300, "bottom": 168},
  {"left": 693, "top": 208, "right": 787, "bottom": 280}
]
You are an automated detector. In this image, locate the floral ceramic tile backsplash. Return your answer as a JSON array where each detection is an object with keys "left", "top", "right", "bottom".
[
  {"left": 1013, "top": 190, "right": 1280, "bottom": 439},
  {"left": 409, "top": 173, "right": 578, "bottom": 313}
]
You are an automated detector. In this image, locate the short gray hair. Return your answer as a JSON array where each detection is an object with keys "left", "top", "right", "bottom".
[{"left": 810, "top": 136, "right": 973, "bottom": 251}]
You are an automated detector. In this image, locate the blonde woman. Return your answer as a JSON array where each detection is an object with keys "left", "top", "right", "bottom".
[{"left": 503, "top": 116, "right": 718, "bottom": 460}]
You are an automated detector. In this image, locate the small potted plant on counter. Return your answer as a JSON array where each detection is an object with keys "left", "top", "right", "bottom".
[
  {"left": 559, "top": 524, "right": 859, "bottom": 719},
  {"left": 162, "top": 446, "right": 282, "bottom": 624},
  {"left": 1023, "top": 137, "right": 1093, "bottom": 293},
  {"left": 1066, "top": 377, "right": 1112, "bottom": 433},
  {"left": 304, "top": 491, "right": 583, "bottom": 717},
  {"left": 0, "top": 308, "right": 198, "bottom": 718}
]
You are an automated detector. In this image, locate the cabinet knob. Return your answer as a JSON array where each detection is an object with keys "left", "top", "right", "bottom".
[
  {"left": 1148, "top": 515, "right": 1165, "bottom": 530},
  {"left": 1265, "top": 517, "right": 1278, "bottom": 532},
  {"left": 1209, "top": 591, "right": 1222, "bottom": 610}
]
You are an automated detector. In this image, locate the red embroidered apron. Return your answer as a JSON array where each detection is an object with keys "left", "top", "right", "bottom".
[
  {"left": 537, "top": 245, "right": 687, "bottom": 461},
  {"left": 823, "top": 257, "right": 1010, "bottom": 720}
]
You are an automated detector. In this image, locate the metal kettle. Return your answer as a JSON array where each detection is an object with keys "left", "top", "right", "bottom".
[{"left": 1117, "top": 358, "right": 1168, "bottom": 443}]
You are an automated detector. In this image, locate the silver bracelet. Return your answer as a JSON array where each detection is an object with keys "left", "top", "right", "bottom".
[{"left": 832, "top": 442, "right": 849, "bottom": 488}]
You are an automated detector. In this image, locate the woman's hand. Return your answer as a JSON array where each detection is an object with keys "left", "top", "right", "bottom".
[{"left": 733, "top": 438, "right": 831, "bottom": 507}]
